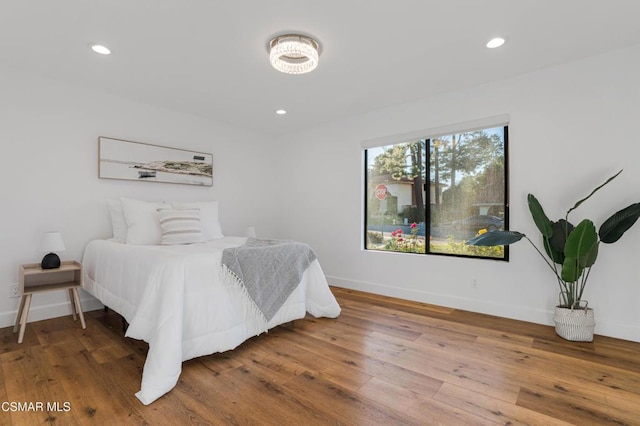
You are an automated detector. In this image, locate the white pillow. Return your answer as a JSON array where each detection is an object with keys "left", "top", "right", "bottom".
[
  {"left": 171, "top": 201, "right": 223, "bottom": 240},
  {"left": 157, "top": 208, "right": 205, "bottom": 245},
  {"left": 106, "top": 199, "right": 127, "bottom": 243},
  {"left": 121, "top": 197, "right": 168, "bottom": 245}
]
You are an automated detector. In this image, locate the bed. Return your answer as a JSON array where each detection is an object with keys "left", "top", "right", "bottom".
[{"left": 82, "top": 199, "right": 341, "bottom": 405}]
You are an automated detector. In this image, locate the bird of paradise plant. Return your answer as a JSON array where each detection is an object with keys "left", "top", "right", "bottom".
[{"left": 467, "top": 170, "right": 640, "bottom": 308}]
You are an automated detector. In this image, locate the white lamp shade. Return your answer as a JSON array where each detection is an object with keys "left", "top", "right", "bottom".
[{"left": 41, "top": 232, "right": 66, "bottom": 253}]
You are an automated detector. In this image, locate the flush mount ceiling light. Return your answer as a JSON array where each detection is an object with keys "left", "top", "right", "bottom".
[
  {"left": 486, "top": 37, "right": 505, "bottom": 49},
  {"left": 269, "top": 34, "right": 319, "bottom": 74},
  {"left": 90, "top": 44, "right": 111, "bottom": 55}
]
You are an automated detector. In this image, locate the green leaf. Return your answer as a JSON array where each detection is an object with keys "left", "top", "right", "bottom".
[
  {"left": 562, "top": 220, "right": 598, "bottom": 282},
  {"left": 549, "top": 219, "right": 574, "bottom": 253},
  {"left": 566, "top": 170, "right": 622, "bottom": 216},
  {"left": 543, "top": 237, "right": 564, "bottom": 265},
  {"left": 581, "top": 241, "right": 598, "bottom": 268},
  {"left": 565, "top": 220, "right": 598, "bottom": 258},
  {"left": 528, "top": 194, "right": 553, "bottom": 238},
  {"left": 466, "top": 231, "right": 525, "bottom": 246},
  {"left": 561, "top": 256, "right": 583, "bottom": 283},
  {"left": 599, "top": 203, "right": 640, "bottom": 244}
]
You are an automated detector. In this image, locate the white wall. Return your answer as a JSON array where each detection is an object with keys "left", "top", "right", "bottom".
[
  {"left": 3, "top": 44, "right": 639, "bottom": 342},
  {"left": 0, "top": 66, "right": 279, "bottom": 327},
  {"left": 275, "top": 44, "right": 640, "bottom": 342}
]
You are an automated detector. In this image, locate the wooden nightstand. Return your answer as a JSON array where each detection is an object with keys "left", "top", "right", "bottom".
[{"left": 14, "top": 260, "right": 86, "bottom": 343}]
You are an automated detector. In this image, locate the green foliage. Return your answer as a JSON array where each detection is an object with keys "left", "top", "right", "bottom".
[
  {"left": 370, "top": 142, "right": 425, "bottom": 180},
  {"left": 431, "top": 130, "right": 506, "bottom": 228},
  {"left": 466, "top": 230, "right": 524, "bottom": 246},
  {"left": 401, "top": 206, "right": 420, "bottom": 223},
  {"left": 599, "top": 203, "right": 640, "bottom": 243},
  {"left": 433, "top": 235, "right": 504, "bottom": 258},
  {"left": 431, "top": 131, "right": 504, "bottom": 184},
  {"left": 466, "top": 170, "right": 640, "bottom": 308},
  {"left": 547, "top": 220, "right": 573, "bottom": 263},
  {"left": 367, "top": 231, "right": 384, "bottom": 244},
  {"left": 561, "top": 220, "right": 598, "bottom": 283},
  {"left": 528, "top": 194, "right": 553, "bottom": 238}
]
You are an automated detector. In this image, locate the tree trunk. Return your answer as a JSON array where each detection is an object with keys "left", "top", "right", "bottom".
[
  {"left": 411, "top": 142, "right": 425, "bottom": 223},
  {"left": 450, "top": 134, "right": 457, "bottom": 206}
]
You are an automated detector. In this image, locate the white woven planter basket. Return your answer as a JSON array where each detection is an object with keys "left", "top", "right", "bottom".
[{"left": 553, "top": 302, "right": 595, "bottom": 342}]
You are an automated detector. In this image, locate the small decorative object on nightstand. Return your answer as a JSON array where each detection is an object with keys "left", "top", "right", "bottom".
[
  {"left": 14, "top": 261, "right": 86, "bottom": 343},
  {"left": 40, "top": 231, "right": 65, "bottom": 269}
]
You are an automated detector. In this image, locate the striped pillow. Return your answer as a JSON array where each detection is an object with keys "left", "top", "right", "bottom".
[{"left": 157, "top": 208, "right": 205, "bottom": 245}]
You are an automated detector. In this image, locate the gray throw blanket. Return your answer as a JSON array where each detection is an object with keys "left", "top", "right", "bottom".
[{"left": 221, "top": 238, "right": 317, "bottom": 322}]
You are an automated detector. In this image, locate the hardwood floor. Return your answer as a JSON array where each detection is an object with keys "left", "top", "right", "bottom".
[{"left": 1, "top": 287, "right": 640, "bottom": 425}]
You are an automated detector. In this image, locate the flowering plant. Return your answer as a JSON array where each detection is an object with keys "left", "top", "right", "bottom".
[{"left": 385, "top": 223, "right": 422, "bottom": 252}]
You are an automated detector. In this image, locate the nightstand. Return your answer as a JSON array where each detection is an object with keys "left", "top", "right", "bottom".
[{"left": 14, "top": 260, "right": 86, "bottom": 343}]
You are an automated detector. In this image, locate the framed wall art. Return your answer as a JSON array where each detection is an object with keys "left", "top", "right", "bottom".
[{"left": 98, "top": 137, "right": 213, "bottom": 186}]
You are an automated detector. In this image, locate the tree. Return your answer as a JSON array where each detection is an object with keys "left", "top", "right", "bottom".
[
  {"left": 475, "top": 158, "right": 505, "bottom": 214},
  {"left": 369, "top": 130, "right": 504, "bottom": 225},
  {"left": 370, "top": 144, "right": 411, "bottom": 178},
  {"left": 432, "top": 132, "right": 501, "bottom": 186},
  {"left": 408, "top": 141, "right": 425, "bottom": 222},
  {"left": 370, "top": 141, "right": 426, "bottom": 221}
]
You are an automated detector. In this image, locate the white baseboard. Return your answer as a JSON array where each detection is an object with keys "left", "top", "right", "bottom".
[
  {"left": 3, "top": 277, "right": 637, "bottom": 343},
  {"left": 327, "top": 275, "right": 640, "bottom": 343},
  {"left": 0, "top": 296, "right": 103, "bottom": 329}
]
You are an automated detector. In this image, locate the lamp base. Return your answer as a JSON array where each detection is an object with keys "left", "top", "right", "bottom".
[{"left": 41, "top": 253, "right": 61, "bottom": 269}]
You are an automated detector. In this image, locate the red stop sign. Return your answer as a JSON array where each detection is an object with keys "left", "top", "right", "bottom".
[{"left": 375, "top": 184, "right": 388, "bottom": 200}]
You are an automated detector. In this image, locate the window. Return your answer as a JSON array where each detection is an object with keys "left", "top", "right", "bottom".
[{"left": 364, "top": 123, "right": 508, "bottom": 260}]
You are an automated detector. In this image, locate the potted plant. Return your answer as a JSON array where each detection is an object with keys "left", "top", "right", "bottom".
[{"left": 466, "top": 170, "right": 640, "bottom": 341}]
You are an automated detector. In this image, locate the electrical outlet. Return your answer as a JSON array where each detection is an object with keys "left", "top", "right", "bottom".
[
  {"left": 471, "top": 279, "right": 478, "bottom": 289},
  {"left": 9, "top": 284, "right": 20, "bottom": 298}
]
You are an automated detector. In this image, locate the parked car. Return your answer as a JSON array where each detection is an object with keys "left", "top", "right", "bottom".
[{"left": 453, "top": 215, "right": 504, "bottom": 232}]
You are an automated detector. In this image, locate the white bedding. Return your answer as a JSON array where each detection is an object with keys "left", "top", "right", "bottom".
[{"left": 81, "top": 237, "right": 341, "bottom": 405}]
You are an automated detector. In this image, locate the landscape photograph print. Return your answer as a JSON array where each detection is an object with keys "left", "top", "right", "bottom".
[{"left": 98, "top": 137, "right": 213, "bottom": 186}]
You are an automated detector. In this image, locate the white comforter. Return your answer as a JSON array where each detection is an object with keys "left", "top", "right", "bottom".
[{"left": 81, "top": 237, "right": 341, "bottom": 405}]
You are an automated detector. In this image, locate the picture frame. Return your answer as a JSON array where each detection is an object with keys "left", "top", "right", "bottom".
[{"left": 98, "top": 137, "right": 213, "bottom": 186}]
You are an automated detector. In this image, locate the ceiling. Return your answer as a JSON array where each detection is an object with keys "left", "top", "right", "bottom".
[{"left": 2, "top": 1, "right": 640, "bottom": 136}]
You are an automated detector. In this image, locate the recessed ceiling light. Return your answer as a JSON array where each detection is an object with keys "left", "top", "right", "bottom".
[
  {"left": 90, "top": 44, "right": 111, "bottom": 55},
  {"left": 275, "top": 109, "right": 287, "bottom": 115},
  {"left": 486, "top": 37, "right": 505, "bottom": 49}
]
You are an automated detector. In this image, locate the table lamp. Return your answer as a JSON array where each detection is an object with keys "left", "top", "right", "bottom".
[{"left": 40, "top": 232, "right": 66, "bottom": 269}]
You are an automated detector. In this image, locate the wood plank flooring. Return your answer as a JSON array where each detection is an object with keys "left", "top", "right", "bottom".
[{"left": 1, "top": 287, "right": 640, "bottom": 425}]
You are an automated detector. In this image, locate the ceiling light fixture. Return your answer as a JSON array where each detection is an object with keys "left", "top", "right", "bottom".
[
  {"left": 269, "top": 34, "right": 319, "bottom": 74},
  {"left": 91, "top": 44, "right": 111, "bottom": 55},
  {"left": 486, "top": 37, "right": 505, "bottom": 49},
  {"left": 275, "top": 109, "right": 287, "bottom": 115}
]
